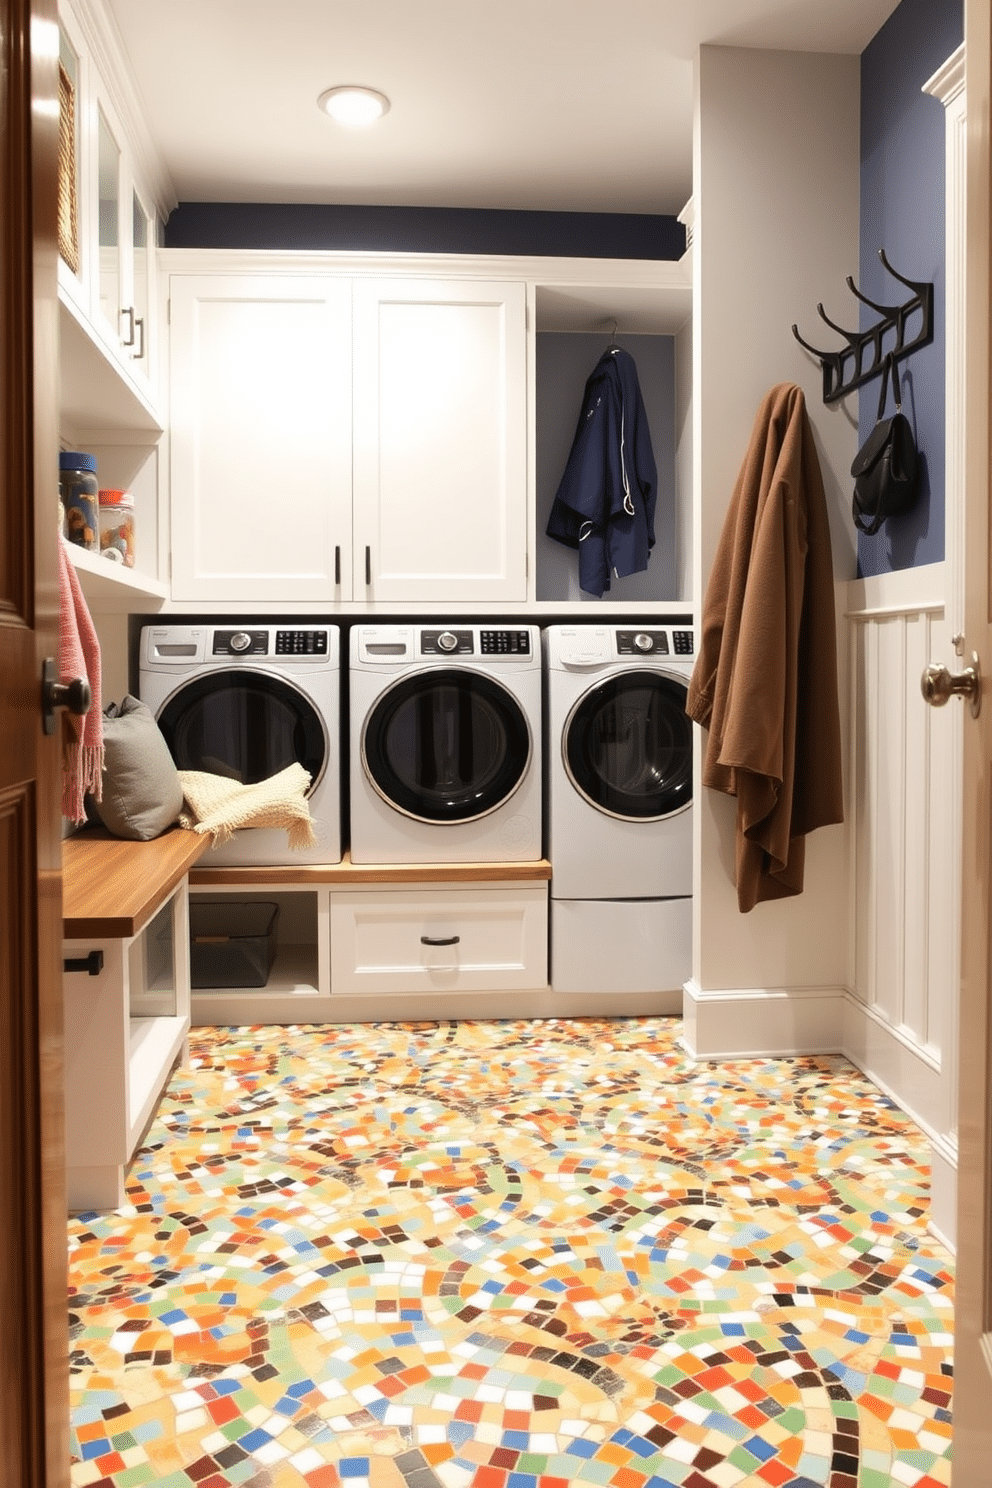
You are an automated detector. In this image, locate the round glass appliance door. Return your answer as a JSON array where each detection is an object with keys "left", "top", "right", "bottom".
[
  {"left": 362, "top": 667, "right": 532, "bottom": 824},
  {"left": 564, "top": 669, "right": 692, "bottom": 821},
  {"left": 156, "top": 670, "right": 327, "bottom": 792}
]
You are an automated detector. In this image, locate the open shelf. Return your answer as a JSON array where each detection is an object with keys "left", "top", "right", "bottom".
[
  {"left": 68, "top": 543, "right": 168, "bottom": 612},
  {"left": 59, "top": 297, "right": 163, "bottom": 434},
  {"left": 192, "top": 942, "right": 320, "bottom": 999},
  {"left": 128, "top": 1014, "right": 187, "bottom": 1146}
]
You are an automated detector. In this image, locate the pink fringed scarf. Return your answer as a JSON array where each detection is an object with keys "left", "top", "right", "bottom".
[{"left": 57, "top": 535, "right": 103, "bottom": 822}]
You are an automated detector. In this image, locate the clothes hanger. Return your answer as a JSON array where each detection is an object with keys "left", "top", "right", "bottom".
[{"left": 606, "top": 320, "right": 621, "bottom": 354}]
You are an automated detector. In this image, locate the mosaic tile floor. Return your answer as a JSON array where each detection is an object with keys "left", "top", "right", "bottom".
[{"left": 67, "top": 1016, "right": 954, "bottom": 1488}]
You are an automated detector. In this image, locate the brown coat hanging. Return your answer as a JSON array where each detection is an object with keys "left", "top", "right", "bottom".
[{"left": 686, "top": 382, "right": 844, "bottom": 912}]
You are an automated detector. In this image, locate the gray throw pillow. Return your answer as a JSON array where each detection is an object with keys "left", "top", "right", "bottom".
[{"left": 90, "top": 695, "right": 184, "bottom": 841}]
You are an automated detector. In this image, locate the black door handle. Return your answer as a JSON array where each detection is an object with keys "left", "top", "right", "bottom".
[
  {"left": 420, "top": 935, "right": 460, "bottom": 947},
  {"left": 42, "top": 658, "right": 91, "bottom": 736}
]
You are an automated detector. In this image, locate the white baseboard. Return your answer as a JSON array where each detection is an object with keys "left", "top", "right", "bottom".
[
  {"left": 681, "top": 978, "right": 845, "bottom": 1057},
  {"left": 841, "top": 993, "right": 947, "bottom": 1131},
  {"left": 927, "top": 1131, "right": 958, "bottom": 1253},
  {"left": 192, "top": 984, "right": 682, "bottom": 1028}
]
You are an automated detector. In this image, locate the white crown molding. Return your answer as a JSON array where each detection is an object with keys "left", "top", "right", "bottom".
[
  {"left": 923, "top": 42, "right": 965, "bottom": 106},
  {"left": 63, "top": 0, "right": 177, "bottom": 218}
]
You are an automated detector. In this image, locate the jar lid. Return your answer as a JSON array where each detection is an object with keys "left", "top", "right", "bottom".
[
  {"left": 98, "top": 488, "right": 133, "bottom": 506},
  {"left": 60, "top": 451, "right": 97, "bottom": 472}
]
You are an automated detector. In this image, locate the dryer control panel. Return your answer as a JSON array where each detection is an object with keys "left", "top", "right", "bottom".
[
  {"left": 615, "top": 628, "right": 694, "bottom": 658},
  {"left": 210, "top": 627, "right": 330, "bottom": 657},
  {"left": 617, "top": 629, "right": 669, "bottom": 655},
  {"left": 420, "top": 628, "right": 532, "bottom": 657}
]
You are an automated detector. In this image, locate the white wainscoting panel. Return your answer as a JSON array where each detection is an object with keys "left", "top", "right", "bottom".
[{"left": 846, "top": 567, "right": 959, "bottom": 1245}]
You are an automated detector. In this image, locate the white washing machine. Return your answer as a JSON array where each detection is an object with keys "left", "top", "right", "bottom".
[
  {"left": 349, "top": 624, "right": 542, "bottom": 864},
  {"left": 544, "top": 623, "right": 694, "bottom": 997},
  {"left": 139, "top": 623, "right": 341, "bottom": 866}
]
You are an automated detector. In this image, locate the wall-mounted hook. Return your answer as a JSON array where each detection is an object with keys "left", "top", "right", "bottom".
[
  {"left": 815, "top": 302, "right": 861, "bottom": 345},
  {"left": 791, "top": 322, "right": 835, "bottom": 362},
  {"left": 792, "top": 248, "right": 934, "bottom": 404}
]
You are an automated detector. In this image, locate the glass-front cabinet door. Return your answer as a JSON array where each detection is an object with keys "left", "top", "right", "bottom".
[
  {"left": 95, "top": 101, "right": 122, "bottom": 345},
  {"left": 91, "top": 82, "right": 159, "bottom": 396},
  {"left": 57, "top": 15, "right": 160, "bottom": 404},
  {"left": 128, "top": 183, "right": 157, "bottom": 396}
]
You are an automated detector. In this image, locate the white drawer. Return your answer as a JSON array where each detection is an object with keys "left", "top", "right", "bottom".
[{"left": 329, "top": 885, "right": 548, "bottom": 995}]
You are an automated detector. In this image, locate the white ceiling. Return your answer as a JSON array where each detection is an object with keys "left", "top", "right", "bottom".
[{"left": 106, "top": 0, "right": 900, "bottom": 217}]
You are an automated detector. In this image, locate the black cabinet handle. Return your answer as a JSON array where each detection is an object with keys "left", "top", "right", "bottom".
[
  {"left": 420, "top": 935, "right": 460, "bottom": 947},
  {"left": 365, "top": 545, "right": 371, "bottom": 586},
  {"left": 334, "top": 545, "right": 341, "bottom": 585},
  {"left": 63, "top": 950, "right": 104, "bottom": 976}
]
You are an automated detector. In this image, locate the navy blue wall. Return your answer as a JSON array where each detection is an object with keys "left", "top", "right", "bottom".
[
  {"left": 163, "top": 203, "right": 686, "bottom": 261},
  {"left": 857, "top": 0, "right": 962, "bottom": 578}
]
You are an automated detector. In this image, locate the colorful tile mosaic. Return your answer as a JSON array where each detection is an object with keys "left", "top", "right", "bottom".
[{"left": 67, "top": 1016, "right": 954, "bottom": 1487}]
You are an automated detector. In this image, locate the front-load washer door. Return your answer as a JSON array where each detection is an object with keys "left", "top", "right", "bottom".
[
  {"left": 362, "top": 668, "right": 531, "bottom": 824},
  {"left": 564, "top": 669, "right": 692, "bottom": 821},
  {"left": 156, "top": 670, "right": 327, "bottom": 791}
]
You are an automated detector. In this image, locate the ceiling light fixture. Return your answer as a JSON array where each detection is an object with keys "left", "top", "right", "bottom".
[{"left": 318, "top": 86, "right": 390, "bottom": 127}]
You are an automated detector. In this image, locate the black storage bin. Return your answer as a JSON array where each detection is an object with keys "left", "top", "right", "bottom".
[{"left": 189, "top": 900, "right": 279, "bottom": 988}]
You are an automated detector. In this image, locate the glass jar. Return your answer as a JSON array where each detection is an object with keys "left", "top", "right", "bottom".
[
  {"left": 59, "top": 451, "right": 99, "bottom": 551},
  {"left": 98, "top": 489, "right": 136, "bottom": 568}
]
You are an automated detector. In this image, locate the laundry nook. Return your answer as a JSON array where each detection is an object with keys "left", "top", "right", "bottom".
[{"left": 4, "top": 0, "right": 982, "bottom": 1482}]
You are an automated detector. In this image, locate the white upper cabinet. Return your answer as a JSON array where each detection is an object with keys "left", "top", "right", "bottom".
[
  {"left": 56, "top": 0, "right": 171, "bottom": 613},
  {"left": 58, "top": 1, "right": 163, "bottom": 421},
  {"left": 352, "top": 278, "right": 527, "bottom": 603},
  {"left": 167, "top": 270, "right": 528, "bottom": 606},
  {"left": 169, "top": 274, "right": 353, "bottom": 603}
]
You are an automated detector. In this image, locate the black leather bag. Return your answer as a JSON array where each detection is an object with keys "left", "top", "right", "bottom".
[{"left": 851, "top": 353, "right": 919, "bottom": 536}]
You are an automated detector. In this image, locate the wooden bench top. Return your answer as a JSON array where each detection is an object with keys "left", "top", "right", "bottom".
[
  {"left": 189, "top": 854, "right": 553, "bottom": 887},
  {"left": 64, "top": 834, "right": 551, "bottom": 938},
  {"left": 62, "top": 827, "right": 212, "bottom": 939}
]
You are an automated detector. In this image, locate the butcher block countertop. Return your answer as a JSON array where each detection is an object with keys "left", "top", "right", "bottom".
[
  {"left": 64, "top": 835, "right": 552, "bottom": 939},
  {"left": 189, "top": 852, "right": 553, "bottom": 887},
  {"left": 62, "top": 827, "right": 212, "bottom": 939}
]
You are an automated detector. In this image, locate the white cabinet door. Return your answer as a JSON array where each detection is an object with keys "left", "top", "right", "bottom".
[
  {"left": 352, "top": 278, "right": 527, "bottom": 602},
  {"left": 169, "top": 274, "right": 353, "bottom": 601}
]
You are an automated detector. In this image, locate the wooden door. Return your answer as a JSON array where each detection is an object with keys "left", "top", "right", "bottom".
[
  {"left": 352, "top": 277, "right": 528, "bottom": 603},
  {"left": 0, "top": 0, "right": 71, "bottom": 1482},
  {"left": 949, "top": 2, "right": 992, "bottom": 1475},
  {"left": 168, "top": 273, "right": 353, "bottom": 603}
]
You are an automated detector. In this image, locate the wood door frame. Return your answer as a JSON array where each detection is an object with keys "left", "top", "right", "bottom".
[
  {"left": 1, "top": 0, "right": 70, "bottom": 1481},
  {"left": 951, "top": 1, "right": 992, "bottom": 1475}
]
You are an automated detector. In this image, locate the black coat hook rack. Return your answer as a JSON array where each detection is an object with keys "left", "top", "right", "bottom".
[{"left": 792, "top": 248, "right": 934, "bottom": 404}]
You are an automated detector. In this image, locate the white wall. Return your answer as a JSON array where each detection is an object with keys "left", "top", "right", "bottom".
[
  {"left": 686, "top": 42, "right": 963, "bottom": 1248},
  {"left": 687, "top": 45, "right": 861, "bottom": 1041}
]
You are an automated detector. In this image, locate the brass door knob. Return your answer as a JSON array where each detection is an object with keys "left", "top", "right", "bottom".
[{"left": 921, "top": 652, "right": 981, "bottom": 718}]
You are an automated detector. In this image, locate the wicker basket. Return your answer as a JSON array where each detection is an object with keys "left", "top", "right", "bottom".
[{"left": 58, "top": 62, "right": 79, "bottom": 274}]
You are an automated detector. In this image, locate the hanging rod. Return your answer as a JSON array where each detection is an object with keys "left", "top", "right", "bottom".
[{"left": 791, "top": 248, "right": 934, "bottom": 404}]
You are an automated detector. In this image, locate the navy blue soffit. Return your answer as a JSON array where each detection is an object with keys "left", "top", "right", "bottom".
[{"left": 163, "top": 203, "right": 686, "bottom": 261}]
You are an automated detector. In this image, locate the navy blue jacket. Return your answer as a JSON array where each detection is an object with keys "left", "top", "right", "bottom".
[{"left": 545, "top": 347, "right": 657, "bottom": 597}]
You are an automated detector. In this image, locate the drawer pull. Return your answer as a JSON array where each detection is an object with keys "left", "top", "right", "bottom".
[
  {"left": 420, "top": 934, "right": 460, "bottom": 947},
  {"left": 64, "top": 950, "right": 104, "bottom": 976}
]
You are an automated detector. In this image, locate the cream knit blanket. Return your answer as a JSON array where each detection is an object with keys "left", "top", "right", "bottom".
[{"left": 178, "top": 763, "right": 317, "bottom": 850}]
